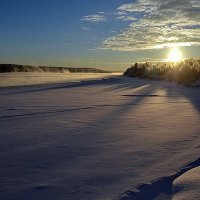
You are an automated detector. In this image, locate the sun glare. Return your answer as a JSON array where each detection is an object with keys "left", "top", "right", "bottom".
[{"left": 167, "top": 47, "right": 182, "bottom": 62}]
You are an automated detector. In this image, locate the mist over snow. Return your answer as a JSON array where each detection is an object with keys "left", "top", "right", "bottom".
[{"left": 0, "top": 72, "right": 117, "bottom": 87}]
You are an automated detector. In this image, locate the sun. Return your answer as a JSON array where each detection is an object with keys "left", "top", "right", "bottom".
[{"left": 167, "top": 47, "right": 182, "bottom": 62}]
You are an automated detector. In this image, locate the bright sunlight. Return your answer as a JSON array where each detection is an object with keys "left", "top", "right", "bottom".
[{"left": 167, "top": 47, "right": 183, "bottom": 62}]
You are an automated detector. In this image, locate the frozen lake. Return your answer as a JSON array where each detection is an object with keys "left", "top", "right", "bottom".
[{"left": 0, "top": 76, "right": 199, "bottom": 200}]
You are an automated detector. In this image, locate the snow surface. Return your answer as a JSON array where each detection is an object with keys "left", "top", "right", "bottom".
[
  {"left": 173, "top": 166, "right": 200, "bottom": 200},
  {"left": 0, "top": 76, "right": 199, "bottom": 200}
]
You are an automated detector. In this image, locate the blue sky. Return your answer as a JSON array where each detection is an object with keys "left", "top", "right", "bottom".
[{"left": 0, "top": 0, "right": 200, "bottom": 70}]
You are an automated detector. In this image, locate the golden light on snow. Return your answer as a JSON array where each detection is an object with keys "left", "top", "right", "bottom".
[{"left": 167, "top": 47, "right": 182, "bottom": 62}]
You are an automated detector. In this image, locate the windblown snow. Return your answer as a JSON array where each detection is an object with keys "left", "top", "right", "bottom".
[
  {"left": 173, "top": 167, "right": 200, "bottom": 200},
  {"left": 0, "top": 75, "right": 199, "bottom": 200}
]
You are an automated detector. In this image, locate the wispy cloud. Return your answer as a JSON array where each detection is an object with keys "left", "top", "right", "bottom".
[
  {"left": 81, "top": 11, "right": 138, "bottom": 23},
  {"left": 81, "top": 26, "right": 91, "bottom": 31},
  {"left": 81, "top": 14, "right": 107, "bottom": 22},
  {"left": 98, "top": 12, "right": 105, "bottom": 14},
  {"left": 101, "top": 0, "right": 200, "bottom": 51},
  {"left": 63, "top": 43, "right": 72, "bottom": 46},
  {"left": 116, "top": 15, "right": 137, "bottom": 21}
]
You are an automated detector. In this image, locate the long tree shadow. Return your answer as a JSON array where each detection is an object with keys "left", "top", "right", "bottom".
[
  {"left": 80, "top": 77, "right": 160, "bottom": 130},
  {"left": 164, "top": 83, "right": 200, "bottom": 114},
  {"left": 1, "top": 76, "right": 156, "bottom": 96},
  {"left": 0, "top": 76, "right": 164, "bottom": 122}
]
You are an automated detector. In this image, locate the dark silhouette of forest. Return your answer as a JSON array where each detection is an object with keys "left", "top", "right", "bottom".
[
  {"left": 125, "top": 58, "right": 200, "bottom": 86},
  {"left": 0, "top": 64, "right": 111, "bottom": 73}
]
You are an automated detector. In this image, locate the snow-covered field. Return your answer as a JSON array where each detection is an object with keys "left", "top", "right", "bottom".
[{"left": 0, "top": 76, "right": 199, "bottom": 200}]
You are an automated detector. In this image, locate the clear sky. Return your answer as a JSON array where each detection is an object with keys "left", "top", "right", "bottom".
[{"left": 0, "top": 0, "right": 200, "bottom": 70}]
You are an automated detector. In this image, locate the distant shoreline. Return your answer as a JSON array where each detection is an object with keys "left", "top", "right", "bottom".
[{"left": 0, "top": 64, "right": 113, "bottom": 73}]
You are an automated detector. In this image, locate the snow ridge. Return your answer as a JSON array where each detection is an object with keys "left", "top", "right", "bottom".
[{"left": 116, "top": 158, "right": 200, "bottom": 200}]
